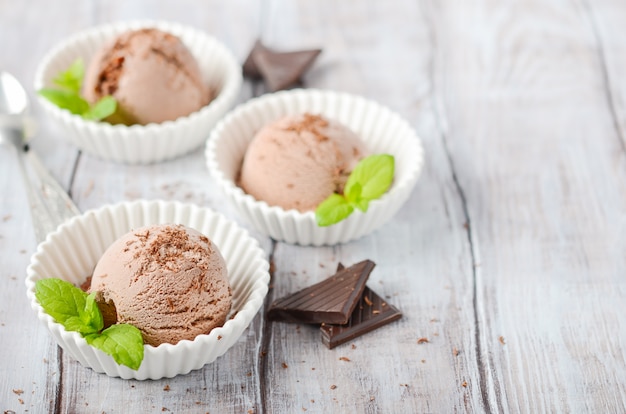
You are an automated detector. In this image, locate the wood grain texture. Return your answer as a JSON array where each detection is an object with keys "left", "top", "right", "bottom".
[
  {"left": 428, "top": 0, "right": 626, "bottom": 412},
  {"left": 1, "top": 0, "right": 626, "bottom": 412}
]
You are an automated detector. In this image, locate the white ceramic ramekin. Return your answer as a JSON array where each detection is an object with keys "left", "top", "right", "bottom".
[
  {"left": 34, "top": 20, "right": 242, "bottom": 164},
  {"left": 25, "top": 200, "right": 269, "bottom": 380},
  {"left": 205, "top": 89, "right": 425, "bottom": 246}
]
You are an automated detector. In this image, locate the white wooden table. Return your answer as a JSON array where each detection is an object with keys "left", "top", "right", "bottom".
[{"left": 2, "top": 0, "right": 626, "bottom": 412}]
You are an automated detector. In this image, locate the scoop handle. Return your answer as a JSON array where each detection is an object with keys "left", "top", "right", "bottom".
[{"left": 1, "top": 126, "right": 80, "bottom": 243}]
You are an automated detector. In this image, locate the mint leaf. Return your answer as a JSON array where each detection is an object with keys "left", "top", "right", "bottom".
[
  {"left": 38, "top": 58, "right": 117, "bottom": 122},
  {"left": 315, "top": 154, "right": 396, "bottom": 226},
  {"left": 344, "top": 181, "right": 362, "bottom": 204},
  {"left": 38, "top": 88, "right": 89, "bottom": 115},
  {"left": 83, "top": 292, "right": 104, "bottom": 333},
  {"left": 35, "top": 278, "right": 145, "bottom": 370},
  {"left": 52, "top": 58, "right": 84, "bottom": 93},
  {"left": 345, "top": 154, "right": 395, "bottom": 201},
  {"left": 35, "top": 279, "right": 102, "bottom": 335},
  {"left": 86, "top": 324, "right": 144, "bottom": 370},
  {"left": 83, "top": 96, "right": 117, "bottom": 121},
  {"left": 316, "top": 193, "right": 354, "bottom": 227}
]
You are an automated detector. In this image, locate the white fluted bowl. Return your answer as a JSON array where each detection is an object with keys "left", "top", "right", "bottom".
[
  {"left": 205, "top": 89, "right": 425, "bottom": 246},
  {"left": 34, "top": 20, "right": 242, "bottom": 164},
  {"left": 25, "top": 200, "right": 269, "bottom": 380}
]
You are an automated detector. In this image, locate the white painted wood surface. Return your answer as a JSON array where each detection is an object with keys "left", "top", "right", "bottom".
[{"left": 1, "top": 0, "right": 625, "bottom": 412}]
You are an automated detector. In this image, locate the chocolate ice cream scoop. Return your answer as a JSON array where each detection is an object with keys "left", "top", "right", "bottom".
[
  {"left": 239, "top": 113, "right": 368, "bottom": 212},
  {"left": 83, "top": 28, "right": 211, "bottom": 125},
  {"left": 89, "top": 224, "right": 232, "bottom": 347}
]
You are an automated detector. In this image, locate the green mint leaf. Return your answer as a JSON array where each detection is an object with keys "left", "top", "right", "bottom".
[
  {"left": 315, "top": 193, "right": 354, "bottom": 227},
  {"left": 35, "top": 278, "right": 102, "bottom": 335},
  {"left": 83, "top": 292, "right": 104, "bottom": 333},
  {"left": 53, "top": 58, "right": 84, "bottom": 93},
  {"left": 344, "top": 181, "right": 362, "bottom": 204},
  {"left": 38, "top": 88, "right": 89, "bottom": 115},
  {"left": 83, "top": 96, "right": 117, "bottom": 121},
  {"left": 345, "top": 154, "right": 395, "bottom": 202},
  {"left": 314, "top": 154, "right": 396, "bottom": 227},
  {"left": 38, "top": 58, "right": 118, "bottom": 122},
  {"left": 86, "top": 324, "right": 144, "bottom": 370},
  {"left": 36, "top": 278, "right": 145, "bottom": 370},
  {"left": 353, "top": 197, "right": 369, "bottom": 212}
]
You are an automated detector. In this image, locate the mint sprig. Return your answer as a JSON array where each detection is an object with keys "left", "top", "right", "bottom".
[
  {"left": 315, "top": 154, "right": 395, "bottom": 226},
  {"left": 35, "top": 278, "right": 144, "bottom": 370},
  {"left": 38, "top": 58, "right": 117, "bottom": 121}
]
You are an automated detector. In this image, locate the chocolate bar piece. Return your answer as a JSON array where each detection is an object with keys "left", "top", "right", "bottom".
[
  {"left": 267, "top": 260, "right": 374, "bottom": 325},
  {"left": 242, "top": 40, "right": 322, "bottom": 91},
  {"left": 320, "top": 286, "right": 402, "bottom": 349}
]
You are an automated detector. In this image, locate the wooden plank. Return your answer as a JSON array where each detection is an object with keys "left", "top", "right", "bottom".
[
  {"left": 257, "top": 0, "right": 484, "bottom": 412},
  {"left": 428, "top": 0, "right": 626, "bottom": 412},
  {"left": 51, "top": 0, "right": 268, "bottom": 413},
  {"left": 0, "top": 1, "right": 90, "bottom": 412}
]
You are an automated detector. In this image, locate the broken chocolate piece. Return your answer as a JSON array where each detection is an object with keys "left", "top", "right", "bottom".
[
  {"left": 320, "top": 286, "right": 402, "bottom": 349},
  {"left": 242, "top": 40, "right": 322, "bottom": 92},
  {"left": 242, "top": 40, "right": 264, "bottom": 79},
  {"left": 267, "top": 260, "right": 374, "bottom": 324}
]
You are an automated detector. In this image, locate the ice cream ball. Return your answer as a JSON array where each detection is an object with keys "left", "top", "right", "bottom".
[
  {"left": 89, "top": 224, "right": 232, "bottom": 347},
  {"left": 83, "top": 28, "right": 211, "bottom": 125},
  {"left": 239, "top": 113, "right": 367, "bottom": 212}
]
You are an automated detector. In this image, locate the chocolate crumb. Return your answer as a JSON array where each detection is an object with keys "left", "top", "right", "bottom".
[
  {"left": 421, "top": 359, "right": 426, "bottom": 363},
  {"left": 163, "top": 385, "right": 170, "bottom": 391},
  {"left": 218, "top": 335, "right": 223, "bottom": 340},
  {"left": 417, "top": 337, "right": 429, "bottom": 344},
  {"left": 12, "top": 389, "right": 24, "bottom": 395},
  {"left": 499, "top": 336, "right": 506, "bottom": 345},
  {"left": 282, "top": 362, "right": 289, "bottom": 369},
  {"left": 351, "top": 344, "right": 356, "bottom": 349},
  {"left": 462, "top": 381, "right": 468, "bottom": 388},
  {"left": 339, "top": 356, "right": 351, "bottom": 362},
  {"left": 330, "top": 385, "right": 337, "bottom": 390}
]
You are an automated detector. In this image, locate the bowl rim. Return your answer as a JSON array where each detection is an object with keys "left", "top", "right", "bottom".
[
  {"left": 24, "top": 199, "right": 270, "bottom": 378},
  {"left": 33, "top": 19, "right": 243, "bottom": 132}
]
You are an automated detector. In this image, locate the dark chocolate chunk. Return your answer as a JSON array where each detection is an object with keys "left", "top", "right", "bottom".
[
  {"left": 242, "top": 40, "right": 264, "bottom": 79},
  {"left": 267, "top": 260, "right": 374, "bottom": 325},
  {"left": 242, "top": 40, "right": 322, "bottom": 91},
  {"left": 320, "top": 286, "right": 402, "bottom": 349}
]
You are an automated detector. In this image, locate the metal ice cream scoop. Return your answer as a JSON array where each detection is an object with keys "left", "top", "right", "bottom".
[{"left": 0, "top": 71, "right": 80, "bottom": 243}]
